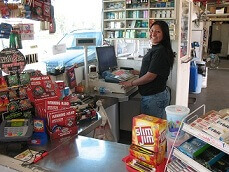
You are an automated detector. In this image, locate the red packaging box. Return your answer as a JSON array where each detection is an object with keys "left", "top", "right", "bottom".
[
  {"left": 45, "top": 100, "right": 70, "bottom": 112},
  {"left": 47, "top": 108, "right": 76, "bottom": 130},
  {"left": 47, "top": 125, "right": 78, "bottom": 140},
  {"left": 28, "top": 75, "right": 61, "bottom": 101}
]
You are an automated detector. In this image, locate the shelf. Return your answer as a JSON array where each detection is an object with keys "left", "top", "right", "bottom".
[
  {"left": 104, "top": 19, "right": 125, "bottom": 21},
  {"left": 173, "top": 148, "right": 212, "bottom": 172},
  {"left": 104, "top": 9, "right": 125, "bottom": 12},
  {"left": 126, "top": 28, "right": 148, "bottom": 30},
  {"left": 104, "top": 28, "right": 125, "bottom": 30},
  {"left": 103, "top": 0, "right": 125, "bottom": 2},
  {"left": 104, "top": 38, "right": 148, "bottom": 40},
  {"left": 207, "top": 13, "right": 229, "bottom": 17},
  {"left": 149, "top": 7, "right": 175, "bottom": 10},
  {"left": 182, "top": 123, "right": 229, "bottom": 155},
  {"left": 126, "top": 18, "right": 148, "bottom": 20},
  {"left": 149, "top": 17, "right": 176, "bottom": 20},
  {"left": 126, "top": 8, "right": 149, "bottom": 11}
]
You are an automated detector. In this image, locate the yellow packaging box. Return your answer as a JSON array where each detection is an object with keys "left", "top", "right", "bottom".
[
  {"left": 129, "top": 143, "right": 166, "bottom": 166},
  {"left": 132, "top": 114, "right": 167, "bottom": 153}
]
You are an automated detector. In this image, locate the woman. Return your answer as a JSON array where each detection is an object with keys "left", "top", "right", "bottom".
[{"left": 120, "top": 20, "right": 175, "bottom": 119}]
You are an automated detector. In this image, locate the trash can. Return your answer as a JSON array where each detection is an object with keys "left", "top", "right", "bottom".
[
  {"left": 189, "top": 61, "right": 198, "bottom": 93},
  {"left": 196, "top": 61, "right": 206, "bottom": 93}
]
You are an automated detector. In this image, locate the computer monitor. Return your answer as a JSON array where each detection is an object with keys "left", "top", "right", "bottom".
[{"left": 96, "top": 46, "right": 118, "bottom": 75}]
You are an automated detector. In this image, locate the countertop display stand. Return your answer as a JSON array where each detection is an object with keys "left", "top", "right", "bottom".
[{"left": 165, "top": 104, "right": 229, "bottom": 172}]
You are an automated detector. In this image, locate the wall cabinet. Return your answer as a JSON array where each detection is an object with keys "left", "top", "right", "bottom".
[{"left": 103, "top": 0, "right": 176, "bottom": 40}]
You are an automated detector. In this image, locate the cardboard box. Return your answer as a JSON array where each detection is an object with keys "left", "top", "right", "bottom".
[
  {"left": 129, "top": 143, "right": 166, "bottom": 166},
  {"left": 47, "top": 125, "right": 78, "bottom": 140},
  {"left": 47, "top": 107, "right": 76, "bottom": 129},
  {"left": 210, "top": 7, "right": 216, "bottom": 14},
  {"left": 132, "top": 114, "right": 167, "bottom": 153},
  {"left": 216, "top": 7, "right": 225, "bottom": 14}
]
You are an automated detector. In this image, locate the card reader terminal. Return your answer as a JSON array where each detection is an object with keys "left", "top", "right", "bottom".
[{"left": 0, "top": 119, "right": 33, "bottom": 142}]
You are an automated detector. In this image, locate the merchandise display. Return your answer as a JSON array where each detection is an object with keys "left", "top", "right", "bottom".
[
  {"left": 103, "top": 0, "right": 176, "bottom": 40},
  {"left": 166, "top": 105, "right": 229, "bottom": 172},
  {"left": 123, "top": 114, "right": 167, "bottom": 171}
]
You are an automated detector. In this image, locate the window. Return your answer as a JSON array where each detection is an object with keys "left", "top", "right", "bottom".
[{"left": 0, "top": 0, "right": 103, "bottom": 74}]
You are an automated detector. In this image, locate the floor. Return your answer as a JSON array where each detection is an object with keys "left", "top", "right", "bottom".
[{"left": 118, "top": 59, "right": 229, "bottom": 145}]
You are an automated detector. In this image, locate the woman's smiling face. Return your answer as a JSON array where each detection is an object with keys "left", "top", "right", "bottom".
[{"left": 150, "top": 24, "right": 163, "bottom": 45}]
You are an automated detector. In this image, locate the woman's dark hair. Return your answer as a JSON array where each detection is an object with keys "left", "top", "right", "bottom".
[{"left": 150, "top": 21, "right": 175, "bottom": 69}]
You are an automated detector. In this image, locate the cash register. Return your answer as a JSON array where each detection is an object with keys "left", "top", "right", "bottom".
[{"left": 89, "top": 46, "right": 137, "bottom": 94}]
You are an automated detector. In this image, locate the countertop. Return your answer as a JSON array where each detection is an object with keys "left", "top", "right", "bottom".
[
  {"left": 0, "top": 113, "right": 130, "bottom": 172},
  {"left": 37, "top": 135, "right": 129, "bottom": 172}
]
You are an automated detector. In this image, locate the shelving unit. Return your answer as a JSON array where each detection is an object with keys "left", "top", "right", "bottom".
[
  {"left": 102, "top": 0, "right": 176, "bottom": 40},
  {"left": 206, "top": 2, "right": 229, "bottom": 21},
  {"left": 166, "top": 104, "right": 229, "bottom": 172}
]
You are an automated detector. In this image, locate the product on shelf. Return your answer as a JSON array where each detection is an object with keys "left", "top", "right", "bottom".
[
  {"left": 178, "top": 137, "right": 210, "bottom": 158},
  {"left": 166, "top": 133, "right": 189, "bottom": 158},
  {"left": 195, "top": 146, "right": 225, "bottom": 169},
  {"left": 190, "top": 110, "right": 229, "bottom": 143}
]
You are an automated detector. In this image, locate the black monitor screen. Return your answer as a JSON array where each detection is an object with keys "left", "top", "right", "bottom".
[{"left": 96, "top": 46, "right": 117, "bottom": 75}]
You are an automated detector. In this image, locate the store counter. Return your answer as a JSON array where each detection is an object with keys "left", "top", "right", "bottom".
[
  {"left": 92, "top": 88, "right": 139, "bottom": 142},
  {"left": 36, "top": 135, "right": 129, "bottom": 172}
]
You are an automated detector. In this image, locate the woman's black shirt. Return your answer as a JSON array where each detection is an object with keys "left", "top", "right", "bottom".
[{"left": 138, "top": 44, "right": 170, "bottom": 96}]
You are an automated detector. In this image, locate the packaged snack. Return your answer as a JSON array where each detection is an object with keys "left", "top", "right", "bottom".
[
  {"left": 178, "top": 142, "right": 198, "bottom": 158},
  {"left": 203, "top": 124, "right": 229, "bottom": 142},
  {"left": 190, "top": 118, "right": 209, "bottom": 131},
  {"left": 132, "top": 114, "right": 167, "bottom": 152},
  {"left": 223, "top": 115, "right": 229, "bottom": 122},
  {"left": 203, "top": 111, "right": 220, "bottom": 123},
  {"left": 214, "top": 118, "right": 229, "bottom": 131},
  {"left": 129, "top": 144, "right": 157, "bottom": 166},
  {"left": 132, "top": 114, "right": 167, "bottom": 165},
  {"left": 188, "top": 137, "right": 210, "bottom": 157},
  {"left": 7, "top": 74, "right": 19, "bottom": 87},
  {"left": 19, "top": 73, "right": 30, "bottom": 85}
]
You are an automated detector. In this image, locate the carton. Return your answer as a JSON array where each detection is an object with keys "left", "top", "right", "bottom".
[
  {"left": 132, "top": 114, "right": 167, "bottom": 152},
  {"left": 131, "top": 114, "right": 167, "bottom": 165}
]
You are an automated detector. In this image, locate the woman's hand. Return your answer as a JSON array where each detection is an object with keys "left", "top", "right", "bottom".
[
  {"left": 130, "top": 70, "right": 140, "bottom": 75},
  {"left": 120, "top": 81, "right": 132, "bottom": 89}
]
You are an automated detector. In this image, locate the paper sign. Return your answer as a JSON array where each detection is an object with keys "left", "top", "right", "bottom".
[{"left": 52, "top": 44, "right": 66, "bottom": 55}]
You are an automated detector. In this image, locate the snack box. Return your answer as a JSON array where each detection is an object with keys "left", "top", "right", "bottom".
[
  {"left": 47, "top": 107, "right": 76, "bottom": 130},
  {"left": 178, "top": 137, "right": 210, "bottom": 158},
  {"left": 129, "top": 144, "right": 165, "bottom": 166},
  {"left": 47, "top": 125, "right": 78, "bottom": 140},
  {"left": 132, "top": 114, "right": 167, "bottom": 153}
]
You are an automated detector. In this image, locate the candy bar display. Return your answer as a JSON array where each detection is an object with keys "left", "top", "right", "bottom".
[
  {"left": 166, "top": 107, "right": 229, "bottom": 172},
  {"left": 123, "top": 114, "right": 167, "bottom": 171},
  {"left": 0, "top": 73, "right": 33, "bottom": 120},
  {"left": 190, "top": 111, "right": 229, "bottom": 144}
]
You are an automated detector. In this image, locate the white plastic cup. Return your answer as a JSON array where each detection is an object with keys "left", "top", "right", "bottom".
[{"left": 165, "top": 105, "right": 190, "bottom": 138}]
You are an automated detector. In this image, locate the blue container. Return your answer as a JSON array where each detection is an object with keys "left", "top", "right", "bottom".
[
  {"left": 189, "top": 61, "right": 198, "bottom": 93},
  {"left": 195, "top": 74, "right": 203, "bottom": 94}
]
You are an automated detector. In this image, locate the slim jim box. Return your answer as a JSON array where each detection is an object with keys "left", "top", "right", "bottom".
[{"left": 131, "top": 114, "right": 167, "bottom": 165}]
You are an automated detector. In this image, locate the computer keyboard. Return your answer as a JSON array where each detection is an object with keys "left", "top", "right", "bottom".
[{"left": 112, "top": 69, "right": 135, "bottom": 81}]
